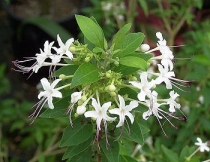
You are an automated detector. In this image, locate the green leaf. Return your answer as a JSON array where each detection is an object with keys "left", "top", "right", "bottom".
[
  {"left": 161, "top": 145, "right": 179, "bottom": 162},
  {"left": 101, "top": 140, "right": 119, "bottom": 162},
  {"left": 69, "top": 148, "right": 92, "bottom": 162},
  {"left": 112, "top": 23, "right": 132, "bottom": 50},
  {"left": 115, "top": 33, "right": 144, "bottom": 58},
  {"left": 62, "top": 137, "right": 92, "bottom": 160},
  {"left": 54, "top": 65, "right": 79, "bottom": 77},
  {"left": 71, "top": 63, "right": 100, "bottom": 88},
  {"left": 113, "top": 65, "right": 139, "bottom": 75},
  {"left": 119, "top": 155, "right": 138, "bottom": 162},
  {"left": 123, "top": 119, "right": 144, "bottom": 145},
  {"left": 18, "top": 17, "right": 72, "bottom": 42},
  {"left": 75, "top": 15, "right": 104, "bottom": 48},
  {"left": 119, "top": 56, "right": 147, "bottom": 71},
  {"left": 138, "top": 53, "right": 154, "bottom": 61},
  {"left": 179, "top": 146, "right": 191, "bottom": 162},
  {"left": 60, "top": 117, "right": 93, "bottom": 147},
  {"left": 139, "top": 124, "right": 150, "bottom": 134}
]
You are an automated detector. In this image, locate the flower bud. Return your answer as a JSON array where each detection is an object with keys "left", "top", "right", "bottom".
[
  {"left": 85, "top": 57, "right": 90, "bottom": 62},
  {"left": 76, "top": 105, "right": 86, "bottom": 115},
  {"left": 81, "top": 96, "right": 87, "bottom": 102},
  {"left": 59, "top": 74, "right": 66, "bottom": 80},
  {"left": 140, "top": 44, "right": 150, "bottom": 52},
  {"left": 131, "top": 76, "right": 137, "bottom": 81},
  {"left": 110, "top": 92, "right": 117, "bottom": 97},
  {"left": 106, "top": 71, "right": 112, "bottom": 78},
  {"left": 69, "top": 46, "right": 76, "bottom": 53},
  {"left": 108, "top": 84, "right": 116, "bottom": 92}
]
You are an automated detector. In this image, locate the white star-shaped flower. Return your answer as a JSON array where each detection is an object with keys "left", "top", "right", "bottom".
[
  {"left": 29, "top": 78, "right": 62, "bottom": 123},
  {"left": 143, "top": 91, "right": 163, "bottom": 120},
  {"left": 36, "top": 41, "right": 54, "bottom": 65},
  {"left": 53, "top": 34, "right": 74, "bottom": 60},
  {"left": 38, "top": 78, "right": 62, "bottom": 109},
  {"left": 157, "top": 32, "right": 174, "bottom": 70},
  {"left": 109, "top": 95, "right": 138, "bottom": 127},
  {"left": 84, "top": 98, "right": 116, "bottom": 132},
  {"left": 166, "top": 91, "right": 181, "bottom": 112},
  {"left": 195, "top": 137, "right": 210, "bottom": 152},
  {"left": 129, "top": 72, "right": 154, "bottom": 101},
  {"left": 155, "top": 64, "right": 175, "bottom": 89}
]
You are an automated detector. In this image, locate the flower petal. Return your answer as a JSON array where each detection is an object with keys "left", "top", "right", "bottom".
[{"left": 40, "top": 78, "right": 51, "bottom": 91}]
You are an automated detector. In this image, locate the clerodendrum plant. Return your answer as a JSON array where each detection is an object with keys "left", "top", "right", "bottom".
[{"left": 13, "top": 15, "right": 191, "bottom": 161}]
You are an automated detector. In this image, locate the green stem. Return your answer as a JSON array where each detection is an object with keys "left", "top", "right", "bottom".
[
  {"left": 56, "top": 83, "right": 71, "bottom": 91},
  {"left": 185, "top": 148, "right": 199, "bottom": 161}
]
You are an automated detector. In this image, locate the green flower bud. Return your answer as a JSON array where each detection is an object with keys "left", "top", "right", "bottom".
[
  {"left": 110, "top": 92, "right": 117, "bottom": 97},
  {"left": 78, "top": 100, "right": 83, "bottom": 106},
  {"left": 131, "top": 76, "right": 137, "bottom": 81},
  {"left": 106, "top": 71, "right": 112, "bottom": 78},
  {"left": 69, "top": 46, "right": 76, "bottom": 53},
  {"left": 59, "top": 74, "right": 66, "bottom": 80},
  {"left": 108, "top": 84, "right": 116, "bottom": 92},
  {"left": 85, "top": 57, "right": 90, "bottom": 62},
  {"left": 81, "top": 96, "right": 87, "bottom": 102}
]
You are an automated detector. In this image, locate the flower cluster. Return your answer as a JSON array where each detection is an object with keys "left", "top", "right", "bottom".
[
  {"left": 13, "top": 16, "right": 190, "bottom": 145},
  {"left": 131, "top": 32, "right": 190, "bottom": 135},
  {"left": 12, "top": 35, "right": 74, "bottom": 76}
]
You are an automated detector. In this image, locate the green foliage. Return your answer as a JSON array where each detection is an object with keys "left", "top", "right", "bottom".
[
  {"left": 114, "top": 33, "right": 144, "bottom": 58},
  {"left": 119, "top": 56, "right": 147, "bottom": 71},
  {"left": 70, "top": 63, "right": 100, "bottom": 88},
  {"left": 60, "top": 117, "right": 93, "bottom": 147}
]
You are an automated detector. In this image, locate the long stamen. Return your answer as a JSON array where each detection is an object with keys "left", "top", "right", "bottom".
[
  {"left": 104, "top": 121, "right": 110, "bottom": 150},
  {"left": 28, "top": 97, "right": 48, "bottom": 124}
]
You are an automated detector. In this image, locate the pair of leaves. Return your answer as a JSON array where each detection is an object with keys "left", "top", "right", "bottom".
[{"left": 114, "top": 32, "right": 144, "bottom": 58}]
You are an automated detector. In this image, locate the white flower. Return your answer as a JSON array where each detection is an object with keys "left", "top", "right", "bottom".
[
  {"left": 13, "top": 40, "right": 54, "bottom": 74},
  {"left": 84, "top": 98, "right": 116, "bottom": 133},
  {"left": 109, "top": 95, "right": 138, "bottom": 127},
  {"left": 155, "top": 64, "right": 175, "bottom": 89},
  {"left": 156, "top": 32, "right": 174, "bottom": 71},
  {"left": 53, "top": 35, "right": 74, "bottom": 60},
  {"left": 38, "top": 78, "right": 62, "bottom": 109},
  {"left": 71, "top": 91, "right": 82, "bottom": 104},
  {"left": 130, "top": 72, "right": 154, "bottom": 101},
  {"left": 36, "top": 41, "right": 54, "bottom": 65},
  {"left": 195, "top": 137, "right": 210, "bottom": 152},
  {"left": 166, "top": 91, "right": 181, "bottom": 112},
  {"left": 147, "top": 32, "right": 174, "bottom": 70},
  {"left": 143, "top": 91, "right": 163, "bottom": 120},
  {"left": 29, "top": 78, "right": 62, "bottom": 123}
]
